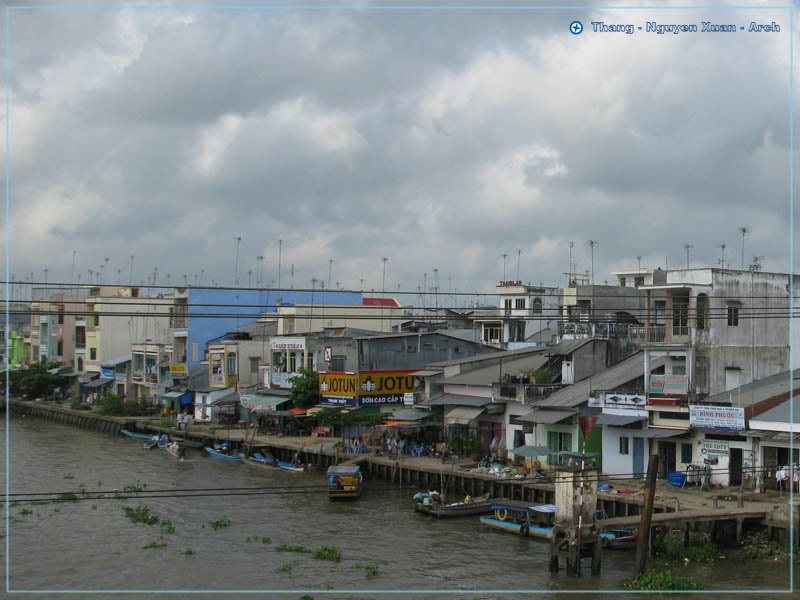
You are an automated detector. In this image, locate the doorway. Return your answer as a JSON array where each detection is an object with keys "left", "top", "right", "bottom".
[
  {"left": 658, "top": 441, "right": 677, "bottom": 478},
  {"left": 729, "top": 448, "right": 743, "bottom": 486},
  {"left": 633, "top": 437, "right": 645, "bottom": 478}
]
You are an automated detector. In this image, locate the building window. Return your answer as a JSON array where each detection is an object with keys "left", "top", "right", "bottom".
[
  {"left": 654, "top": 300, "right": 666, "bottom": 325},
  {"left": 727, "top": 305, "right": 739, "bottom": 326},
  {"left": 227, "top": 353, "right": 237, "bottom": 375},
  {"left": 681, "top": 443, "right": 693, "bottom": 464},
  {"left": 57, "top": 340, "right": 63, "bottom": 356},
  {"left": 634, "top": 277, "right": 645, "bottom": 287},
  {"left": 619, "top": 436, "right": 630, "bottom": 455},
  {"left": 330, "top": 356, "right": 346, "bottom": 371},
  {"left": 504, "top": 299, "right": 512, "bottom": 314},
  {"left": 696, "top": 293, "right": 708, "bottom": 330},
  {"left": 547, "top": 431, "right": 572, "bottom": 453},
  {"left": 515, "top": 298, "right": 525, "bottom": 310},
  {"left": 250, "top": 357, "right": 260, "bottom": 374},
  {"left": 90, "top": 348, "right": 97, "bottom": 360},
  {"left": 531, "top": 298, "right": 542, "bottom": 314},
  {"left": 619, "top": 277, "right": 627, "bottom": 287}
]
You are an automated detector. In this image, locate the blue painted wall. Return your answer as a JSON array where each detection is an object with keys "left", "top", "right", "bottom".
[{"left": 185, "top": 288, "right": 362, "bottom": 369}]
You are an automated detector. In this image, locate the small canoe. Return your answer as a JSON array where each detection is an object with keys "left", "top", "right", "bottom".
[
  {"left": 205, "top": 447, "right": 243, "bottom": 462},
  {"left": 243, "top": 452, "right": 276, "bottom": 467},
  {"left": 121, "top": 429, "right": 155, "bottom": 441},
  {"left": 277, "top": 460, "right": 304, "bottom": 472},
  {"left": 143, "top": 436, "right": 160, "bottom": 449},
  {"left": 164, "top": 443, "right": 185, "bottom": 460}
]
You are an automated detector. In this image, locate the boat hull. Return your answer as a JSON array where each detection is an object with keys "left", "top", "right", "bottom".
[
  {"left": 479, "top": 516, "right": 554, "bottom": 539},
  {"left": 205, "top": 447, "right": 243, "bottom": 462},
  {"left": 277, "top": 460, "right": 304, "bottom": 472},
  {"left": 121, "top": 429, "right": 155, "bottom": 441}
]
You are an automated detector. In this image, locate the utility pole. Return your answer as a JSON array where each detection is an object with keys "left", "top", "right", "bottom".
[
  {"left": 637, "top": 255, "right": 641, "bottom": 272},
  {"left": 718, "top": 243, "right": 727, "bottom": 268},
  {"left": 568, "top": 241, "right": 575, "bottom": 284},
  {"left": 635, "top": 454, "right": 660, "bottom": 576},
  {"left": 328, "top": 259, "right": 333, "bottom": 291},
  {"left": 277, "top": 239, "right": 283, "bottom": 290},
  {"left": 129, "top": 255, "right": 134, "bottom": 285},
  {"left": 684, "top": 244, "right": 693, "bottom": 269},
  {"left": 257, "top": 255, "right": 264, "bottom": 287},
  {"left": 502, "top": 253, "right": 508, "bottom": 282},
  {"left": 234, "top": 236, "right": 242, "bottom": 287},
  {"left": 70, "top": 250, "right": 77, "bottom": 289},
  {"left": 739, "top": 227, "right": 748, "bottom": 270},
  {"left": 516, "top": 248, "right": 521, "bottom": 281},
  {"left": 589, "top": 240, "right": 596, "bottom": 285}
]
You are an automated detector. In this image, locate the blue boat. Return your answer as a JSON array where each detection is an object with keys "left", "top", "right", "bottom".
[
  {"left": 480, "top": 502, "right": 557, "bottom": 539},
  {"left": 277, "top": 460, "right": 304, "bottom": 472},
  {"left": 205, "top": 445, "right": 243, "bottom": 462},
  {"left": 481, "top": 502, "right": 626, "bottom": 544},
  {"left": 242, "top": 452, "right": 276, "bottom": 469},
  {"left": 121, "top": 428, "right": 155, "bottom": 441}
]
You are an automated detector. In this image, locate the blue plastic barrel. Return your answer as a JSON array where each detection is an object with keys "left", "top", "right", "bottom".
[{"left": 668, "top": 471, "right": 687, "bottom": 487}]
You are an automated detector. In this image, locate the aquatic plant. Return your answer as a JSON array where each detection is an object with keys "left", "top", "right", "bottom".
[
  {"left": 160, "top": 519, "right": 175, "bottom": 535},
  {"left": 276, "top": 544, "right": 309, "bottom": 554},
  {"left": 56, "top": 492, "right": 79, "bottom": 503},
  {"left": 313, "top": 546, "right": 341, "bottom": 563},
  {"left": 143, "top": 540, "right": 167, "bottom": 550},
  {"left": 276, "top": 563, "right": 292, "bottom": 573},
  {"left": 123, "top": 504, "right": 159, "bottom": 526},
  {"left": 658, "top": 531, "right": 716, "bottom": 563},
  {"left": 209, "top": 517, "right": 231, "bottom": 530},
  {"left": 261, "top": 536, "right": 271, "bottom": 544},
  {"left": 19, "top": 508, "right": 33, "bottom": 516},
  {"left": 625, "top": 570, "right": 702, "bottom": 590},
  {"left": 180, "top": 548, "right": 194, "bottom": 556},
  {"left": 364, "top": 564, "right": 379, "bottom": 578}
]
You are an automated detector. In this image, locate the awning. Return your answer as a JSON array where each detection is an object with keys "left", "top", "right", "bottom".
[
  {"left": 84, "top": 378, "right": 113, "bottom": 389},
  {"left": 512, "top": 445, "right": 552, "bottom": 458},
  {"left": 381, "top": 420, "right": 417, "bottom": 428},
  {"left": 428, "top": 394, "right": 490, "bottom": 407},
  {"left": 410, "top": 369, "right": 441, "bottom": 377},
  {"left": 101, "top": 354, "right": 131, "bottom": 368},
  {"left": 246, "top": 395, "right": 290, "bottom": 411},
  {"left": 596, "top": 413, "right": 648, "bottom": 427},
  {"left": 517, "top": 409, "right": 577, "bottom": 424},
  {"left": 162, "top": 391, "right": 184, "bottom": 399},
  {"left": 390, "top": 408, "right": 433, "bottom": 421},
  {"left": 289, "top": 407, "right": 307, "bottom": 416},
  {"left": 444, "top": 406, "right": 484, "bottom": 425},
  {"left": 639, "top": 428, "right": 685, "bottom": 439},
  {"left": 212, "top": 392, "right": 239, "bottom": 406}
]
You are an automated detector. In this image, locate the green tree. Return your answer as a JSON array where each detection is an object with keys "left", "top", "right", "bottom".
[
  {"left": 288, "top": 368, "right": 320, "bottom": 409},
  {"left": 5, "top": 361, "right": 65, "bottom": 399}
]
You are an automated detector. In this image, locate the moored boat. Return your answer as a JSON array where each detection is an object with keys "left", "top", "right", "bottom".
[
  {"left": 479, "top": 502, "right": 557, "bottom": 539},
  {"left": 164, "top": 441, "right": 185, "bottom": 460},
  {"left": 413, "top": 492, "right": 494, "bottom": 518},
  {"left": 600, "top": 528, "right": 638, "bottom": 549},
  {"left": 242, "top": 452, "right": 276, "bottom": 468},
  {"left": 205, "top": 444, "right": 243, "bottom": 462},
  {"left": 121, "top": 428, "right": 156, "bottom": 441},
  {"left": 277, "top": 460, "right": 304, "bottom": 472},
  {"left": 327, "top": 465, "right": 363, "bottom": 499}
]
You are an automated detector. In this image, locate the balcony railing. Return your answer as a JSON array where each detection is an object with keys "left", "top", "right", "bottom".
[{"left": 492, "top": 382, "right": 564, "bottom": 403}]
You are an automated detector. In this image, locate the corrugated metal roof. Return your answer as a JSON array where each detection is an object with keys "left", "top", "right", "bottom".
[
  {"left": 100, "top": 354, "right": 131, "bottom": 368},
  {"left": 704, "top": 368, "right": 800, "bottom": 409},
  {"left": 443, "top": 353, "right": 549, "bottom": 386},
  {"left": 390, "top": 408, "right": 433, "bottom": 421},
  {"left": 639, "top": 428, "right": 685, "bottom": 439},
  {"left": 516, "top": 408, "right": 577, "bottom": 424},
  {"left": 596, "top": 413, "right": 648, "bottom": 427},
  {"left": 444, "top": 406, "right": 484, "bottom": 424},
  {"left": 749, "top": 396, "right": 800, "bottom": 425},
  {"left": 538, "top": 353, "right": 665, "bottom": 409},
  {"left": 426, "top": 394, "right": 490, "bottom": 407}
]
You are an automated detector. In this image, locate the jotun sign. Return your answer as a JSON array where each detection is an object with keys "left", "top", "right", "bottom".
[{"left": 318, "top": 370, "right": 422, "bottom": 407}]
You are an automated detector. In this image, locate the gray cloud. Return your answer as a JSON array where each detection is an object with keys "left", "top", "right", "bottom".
[{"left": 5, "top": 5, "right": 795, "bottom": 299}]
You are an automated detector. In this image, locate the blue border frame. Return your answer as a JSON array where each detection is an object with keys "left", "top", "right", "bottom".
[{"left": 4, "top": 1, "right": 797, "bottom": 595}]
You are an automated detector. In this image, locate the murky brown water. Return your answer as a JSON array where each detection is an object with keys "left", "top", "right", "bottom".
[{"left": 1, "top": 417, "right": 795, "bottom": 599}]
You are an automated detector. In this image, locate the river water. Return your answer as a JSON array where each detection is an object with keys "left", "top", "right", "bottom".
[{"left": 1, "top": 417, "right": 795, "bottom": 599}]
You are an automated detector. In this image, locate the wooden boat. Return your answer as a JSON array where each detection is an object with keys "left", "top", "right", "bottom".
[
  {"left": 205, "top": 446, "right": 243, "bottom": 462},
  {"left": 480, "top": 502, "right": 557, "bottom": 539},
  {"left": 480, "top": 502, "right": 632, "bottom": 545},
  {"left": 164, "top": 441, "right": 185, "bottom": 460},
  {"left": 277, "top": 460, "right": 304, "bottom": 472},
  {"left": 143, "top": 435, "right": 160, "bottom": 449},
  {"left": 327, "top": 465, "right": 363, "bottom": 499},
  {"left": 121, "top": 428, "right": 156, "bottom": 441},
  {"left": 242, "top": 452, "right": 276, "bottom": 469},
  {"left": 600, "top": 528, "right": 638, "bottom": 549},
  {"left": 413, "top": 492, "right": 494, "bottom": 518},
  {"left": 171, "top": 437, "right": 204, "bottom": 449}
]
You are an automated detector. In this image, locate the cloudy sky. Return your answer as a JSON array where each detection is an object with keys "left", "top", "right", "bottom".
[{"left": 3, "top": 1, "right": 796, "bottom": 305}]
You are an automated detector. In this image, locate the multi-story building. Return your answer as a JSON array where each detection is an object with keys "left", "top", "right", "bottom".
[
  {"left": 474, "top": 281, "right": 560, "bottom": 348},
  {"left": 628, "top": 268, "right": 797, "bottom": 481}
]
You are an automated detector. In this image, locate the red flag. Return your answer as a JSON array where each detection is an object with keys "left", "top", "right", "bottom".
[{"left": 578, "top": 415, "right": 599, "bottom": 441}]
